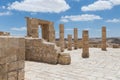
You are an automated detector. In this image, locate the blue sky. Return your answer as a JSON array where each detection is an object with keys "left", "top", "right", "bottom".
[{"left": 0, "top": 0, "right": 120, "bottom": 38}]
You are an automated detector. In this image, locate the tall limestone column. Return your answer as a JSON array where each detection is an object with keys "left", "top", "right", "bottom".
[
  {"left": 59, "top": 24, "right": 64, "bottom": 52},
  {"left": 102, "top": 27, "right": 107, "bottom": 51},
  {"left": 68, "top": 34, "right": 72, "bottom": 50},
  {"left": 74, "top": 28, "right": 78, "bottom": 49},
  {"left": 82, "top": 30, "right": 89, "bottom": 58}
]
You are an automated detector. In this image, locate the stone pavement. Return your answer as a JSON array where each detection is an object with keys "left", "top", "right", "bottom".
[{"left": 25, "top": 48, "right": 120, "bottom": 80}]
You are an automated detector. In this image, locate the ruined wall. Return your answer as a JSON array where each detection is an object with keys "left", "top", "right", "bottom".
[
  {"left": 25, "top": 38, "right": 60, "bottom": 64},
  {"left": 0, "top": 36, "right": 25, "bottom": 80},
  {"left": 0, "top": 32, "right": 10, "bottom": 36},
  {"left": 26, "top": 17, "right": 55, "bottom": 43}
]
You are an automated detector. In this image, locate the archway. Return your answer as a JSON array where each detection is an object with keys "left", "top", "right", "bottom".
[{"left": 25, "top": 17, "right": 55, "bottom": 42}]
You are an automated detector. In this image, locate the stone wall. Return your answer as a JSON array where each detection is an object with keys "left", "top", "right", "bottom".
[
  {"left": 0, "top": 36, "right": 25, "bottom": 80},
  {"left": 25, "top": 38, "right": 61, "bottom": 64},
  {"left": 0, "top": 31, "right": 10, "bottom": 36}
]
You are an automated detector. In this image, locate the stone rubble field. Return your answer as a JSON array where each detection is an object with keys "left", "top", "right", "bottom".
[{"left": 25, "top": 48, "right": 120, "bottom": 80}]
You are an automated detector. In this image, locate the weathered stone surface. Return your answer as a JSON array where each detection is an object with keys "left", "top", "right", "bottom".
[
  {"left": 101, "top": 27, "right": 107, "bottom": 51},
  {"left": 78, "top": 40, "right": 82, "bottom": 48},
  {"left": 0, "top": 36, "right": 25, "bottom": 80},
  {"left": 0, "top": 31, "right": 10, "bottom": 36},
  {"left": 113, "top": 44, "right": 119, "bottom": 48},
  {"left": 58, "top": 53, "right": 71, "bottom": 65},
  {"left": 26, "top": 17, "right": 55, "bottom": 42},
  {"left": 68, "top": 35, "right": 72, "bottom": 50},
  {"left": 59, "top": 24, "right": 64, "bottom": 52},
  {"left": 82, "top": 30, "right": 89, "bottom": 58},
  {"left": 74, "top": 28, "right": 78, "bottom": 49},
  {"left": 25, "top": 38, "right": 60, "bottom": 64}
]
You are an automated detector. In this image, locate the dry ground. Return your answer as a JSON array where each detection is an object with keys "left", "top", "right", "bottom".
[{"left": 25, "top": 48, "right": 120, "bottom": 80}]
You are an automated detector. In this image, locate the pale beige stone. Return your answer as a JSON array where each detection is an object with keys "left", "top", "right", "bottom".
[
  {"left": 26, "top": 17, "right": 55, "bottom": 42},
  {"left": 101, "top": 27, "right": 107, "bottom": 51},
  {"left": 82, "top": 30, "right": 89, "bottom": 58},
  {"left": 0, "top": 36, "right": 25, "bottom": 80},
  {"left": 74, "top": 28, "right": 78, "bottom": 49},
  {"left": 68, "top": 34, "right": 72, "bottom": 50},
  {"left": 58, "top": 53, "right": 71, "bottom": 65},
  {"left": 59, "top": 24, "right": 64, "bottom": 52}
]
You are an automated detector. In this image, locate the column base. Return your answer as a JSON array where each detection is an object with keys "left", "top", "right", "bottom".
[
  {"left": 68, "top": 48, "right": 72, "bottom": 51},
  {"left": 82, "top": 53, "right": 89, "bottom": 58},
  {"left": 74, "top": 47, "right": 78, "bottom": 50},
  {"left": 102, "top": 48, "right": 107, "bottom": 51}
]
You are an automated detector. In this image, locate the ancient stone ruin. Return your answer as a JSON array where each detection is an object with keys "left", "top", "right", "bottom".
[
  {"left": 67, "top": 34, "right": 72, "bottom": 50},
  {"left": 25, "top": 17, "right": 71, "bottom": 65},
  {"left": 0, "top": 36, "right": 25, "bottom": 80},
  {"left": 82, "top": 30, "right": 89, "bottom": 58},
  {"left": 74, "top": 28, "right": 78, "bottom": 49},
  {"left": 101, "top": 26, "right": 107, "bottom": 51},
  {"left": 59, "top": 24, "right": 64, "bottom": 52},
  {"left": 0, "top": 17, "right": 109, "bottom": 80},
  {"left": 0, "top": 31, "right": 10, "bottom": 36},
  {"left": 26, "top": 17, "right": 55, "bottom": 42}
]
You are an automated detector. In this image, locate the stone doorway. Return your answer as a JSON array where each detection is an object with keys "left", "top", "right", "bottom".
[{"left": 25, "top": 17, "right": 55, "bottom": 42}]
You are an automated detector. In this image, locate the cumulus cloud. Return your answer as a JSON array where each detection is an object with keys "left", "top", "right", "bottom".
[
  {"left": 60, "top": 14, "right": 102, "bottom": 22},
  {"left": 0, "top": 11, "right": 12, "bottom": 16},
  {"left": 11, "top": 27, "right": 26, "bottom": 31},
  {"left": 8, "top": 0, "right": 70, "bottom": 13},
  {"left": 65, "top": 28, "right": 73, "bottom": 31},
  {"left": 73, "top": 0, "right": 80, "bottom": 2},
  {"left": 106, "top": 18, "right": 120, "bottom": 23},
  {"left": 81, "top": 0, "right": 120, "bottom": 11}
]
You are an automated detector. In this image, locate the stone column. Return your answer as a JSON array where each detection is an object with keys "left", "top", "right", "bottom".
[
  {"left": 48, "top": 22, "right": 55, "bottom": 43},
  {"left": 68, "top": 34, "right": 72, "bottom": 50},
  {"left": 102, "top": 27, "right": 107, "bottom": 51},
  {"left": 78, "top": 40, "right": 82, "bottom": 48},
  {"left": 59, "top": 24, "right": 64, "bottom": 52},
  {"left": 26, "top": 17, "right": 39, "bottom": 38},
  {"left": 74, "top": 28, "right": 78, "bottom": 49},
  {"left": 82, "top": 30, "right": 89, "bottom": 58}
]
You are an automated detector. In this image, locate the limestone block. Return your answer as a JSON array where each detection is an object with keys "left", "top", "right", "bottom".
[
  {"left": 0, "top": 57, "right": 6, "bottom": 64},
  {"left": 68, "top": 35, "right": 72, "bottom": 50},
  {"left": 17, "top": 48, "right": 25, "bottom": 60},
  {"left": 8, "top": 38, "right": 19, "bottom": 48},
  {"left": 113, "top": 44, "right": 119, "bottom": 48},
  {"left": 0, "top": 37, "right": 8, "bottom": 48},
  {"left": 0, "top": 36, "right": 25, "bottom": 80},
  {"left": 0, "top": 64, "right": 7, "bottom": 74},
  {"left": 74, "top": 28, "right": 78, "bottom": 49},
  {"left": 6, "top": 55, "right": 17, "bottom": 63},
  {"left": 0, "top": 48, "right": 5, "bottom": 58},
  {"left": 8, "top": 71, "right": 17, "bottom": 80},
  {"left": 7, "top": 62, "right": 18, "bottom": 72},
  {"left": 19, "top": 38, "right": 25, "bottom": 48},
  {"left": 82, "top": 30, "right": 89, "bottom": 58},
  {"left": 101, "top": 27, "right": 107, "bottom": 51},
  {"left": 58, "top": 53, "right": 71, "bottom": 65},
  {"left": 78, "top": 40, "right": 82, "bottom": 48},
  {"left": 18, "top": 60, "right": 25, "bottom": 69},
  {"left": 18, "top": 69, "right": 24, "bottom": 80}
]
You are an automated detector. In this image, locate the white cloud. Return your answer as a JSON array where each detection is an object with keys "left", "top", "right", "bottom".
[
  {"left": 83, "top": 28, "right": 91, "bottom": 30},
  {"left": 65, "top": 28, "right": 73, "bottom": 31},
  {"left": 106, "top": 18, "right": 120, "bottom": 23},
  {"left": 65, "top": 28, "right": 81, "bottom": 31},
  {"left": 60, "top": 14, "right": 102, "bottom": 22},
  {"left": 0, "top": 11, "right": 12, "bottom": 16},
  {"left": 73, "top": 0, "right": 80, "bottom": 2},
  {"left": 8, "top": 0, "right": 70, "bottom": 13},
  {"left": 11, "top": 27, "right": 26, "bottom": 31},
  {"left": 60, "top": 18, "right": 69, "bottom": 22},
  {"left": 81, "top": 0, "right": 120, "bottom": 11}
]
